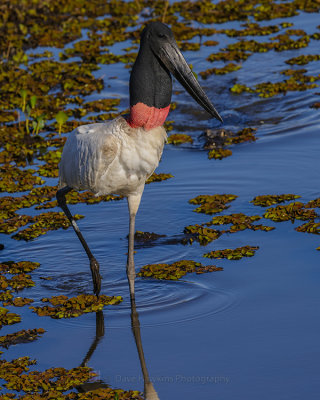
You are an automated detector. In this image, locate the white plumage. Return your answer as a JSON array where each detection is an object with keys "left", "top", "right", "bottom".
[{"left": 59, "top": 116, "right": 167, "bottom": 197}]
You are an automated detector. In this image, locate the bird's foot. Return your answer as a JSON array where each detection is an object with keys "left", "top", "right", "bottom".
[{"left": 90, "top": 258, "right": 101, "bottom": 296}]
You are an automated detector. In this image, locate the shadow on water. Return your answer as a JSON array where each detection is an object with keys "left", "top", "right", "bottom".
[{"left": 76, "top": 299, "right": 160, "bottom": 399}]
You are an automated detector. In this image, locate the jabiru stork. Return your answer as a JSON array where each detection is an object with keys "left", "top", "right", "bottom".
[{"left": 57, "top": 21, "right": 222, "bottom": 298}]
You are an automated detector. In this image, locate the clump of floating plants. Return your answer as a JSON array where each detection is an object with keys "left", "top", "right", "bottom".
[
  {"left": 286, "top": 54, "right": 320, "bottom": 65},
  {"left": 30, "top": 294, "right": 122, "bottom": 319},
  {"left": 263, "top": 202, "right": 317, "bottom": 222},
  {"left": 200, "top": 63, "right": 242, "bottom": 79},
  {"left": 295, "top": 221, "right": 320, "bottom": 234},
  {"left": 133, "top": 231, "right": 166, "bottom": 243},
  {"left": 0, "top": 328, "right": 45, "bottom": 349},
  {"left": 189, "top": 194, "right": 238, "bottom": 214},
  {"left": 231, "top": 69, "right": 320, "bottom": 97},
  {"left": 251, "top": 194, "right": 301, "bottom": 207},
  {"left": 183, "top": 224, "right": 222, "bottom": 245},
  {"left": 12, "top": 212, "right": 84, "bottom": 241},
  {"left": 146, "top": 172, "right": 174, "bottom": 184},
  {"left": 0, "top": 307, "right": 21, "bottom": 329},
  {"left": 138, "top": 260, "right": 222, "bottom": 280},
  {"left": 250, "top": 194, "right": 320, "bottom": 250},
  {"left": 167, "top": 133, "right": 193, "bottom": 145},
  {"left": 0, "top": 355, "right": 142, "bottom": 399},
  {"left": 0, "top": 261, "right": 40, "bottom": 274},
  {"left": 203, "top": 245, "right": 259, "bottom": 260},
  {"left": 205, "top": 213, "right": 275, "bottom": 232},
  {"left": 202, "top": 128, "right": 257, "bottom": 159}
]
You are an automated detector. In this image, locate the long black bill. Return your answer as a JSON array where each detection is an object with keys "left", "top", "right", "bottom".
[{"left": 159, "top": 41, "right": 223, "bottom": 123}]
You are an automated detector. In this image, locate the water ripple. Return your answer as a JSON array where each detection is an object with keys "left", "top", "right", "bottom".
[{"left": 56, "top": 278, "right": 237, "bottom": 329}]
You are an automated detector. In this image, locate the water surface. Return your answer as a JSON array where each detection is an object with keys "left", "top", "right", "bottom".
[{"left": 2, "top": 7, "right": 320, "bottom": 400}]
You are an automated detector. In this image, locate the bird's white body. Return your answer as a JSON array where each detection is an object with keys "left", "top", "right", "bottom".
[
  {"left": 59, "top": 116, "right": 167, "bottom": 197},
  {"left": 56, "top": 21, "right": 221, "bottom": 300}
]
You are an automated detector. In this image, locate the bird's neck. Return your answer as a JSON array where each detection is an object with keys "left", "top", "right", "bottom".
[{"left": 127, "top": 43, "right": 172, "bottom": 131}]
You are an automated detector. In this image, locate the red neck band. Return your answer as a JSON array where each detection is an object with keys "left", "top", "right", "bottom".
[{"left": 126, "top": 103, "right": 170, "bottom": 131}]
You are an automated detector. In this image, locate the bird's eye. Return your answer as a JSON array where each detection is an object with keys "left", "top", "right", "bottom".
[{"left": 158, "top": 33, "right": 166, "bottom": 39}]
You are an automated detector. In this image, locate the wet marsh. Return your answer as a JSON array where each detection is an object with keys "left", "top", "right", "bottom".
[{"left": 1, "top": 1, "right": 320, "bottom": 399}]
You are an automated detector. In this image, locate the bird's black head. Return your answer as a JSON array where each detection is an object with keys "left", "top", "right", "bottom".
[
  {"left": 144, "top": 22, "right": 222, "bottom": 122},
  {"left": 140, "top": 21, "right": 175, "bottom": 56},
  {"left": 128, "top": 21, "right": 222, "bottom": 130}
]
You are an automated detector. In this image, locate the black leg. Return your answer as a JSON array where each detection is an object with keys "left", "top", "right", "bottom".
[{"left": 56, "top": 186, "right": 101, "bottom": 296}]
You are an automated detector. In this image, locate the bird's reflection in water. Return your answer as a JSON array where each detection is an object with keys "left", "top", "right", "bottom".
[
  {"left": 77, "top": 297, "right": 160, "bottom": 399},
  {"left": 130, "top": 295, "right": 160, "bottom": 400},
  {"left": 77, "top": 310, "right": 109, "bottom": 393}
]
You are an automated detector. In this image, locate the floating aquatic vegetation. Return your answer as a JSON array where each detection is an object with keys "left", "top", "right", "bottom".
[
  {"left": 138, "top": 260, "right": 222, "bottom": 280},
  {"left": 271, "top": 34, "right": 310, "bottom": 52},
  {"left": 230, "top": 83, "right": 253, "bottom": 94},
  {"left": 0, "top": 214, "right": 33, "bottom": 235},
  {"left": 177, "top": 0, "right": 314, "bottom": 24},
  {"left": 226, "top": 39, "right": 273, "bottom": 53},
  {"left": 200, "top": 63, "right": 242, "bottom": 79},
  {"left": 167, "top": 133, "right": 193, "bottom": 145},
  {"left": 253, "top": 2, "right": 299, "bottom": 20},
  {"left": 36, "top": 190, "right": 123, "bottom": 210},
  {"left": 75, "top": 387, "right": 143, "bottom": 399},
  {"left": 0, "top": 356, "right": 36, "bottom": 378},
  {"left": 295, "top": 221, "right": 320, "bottom": 234},
  {"left": 205, "top": 213, "right": 275, "bottom": 232},
  {"left": 208, "top": 148, "right": 233, "bottom": 159},
  {"left": 83, "top": 98, "right": 121, "bottom": 113},
  {"left": 202, "top": 127, "right": 257, "bottom": 159},
  {"left": 286, "top": 54, "right": 320, "bottom": 65},
  {"left": 0, "top": 166, "right": 44, "bottom": 193},
  {"left": 251, "top": 194, "right": 301, "bottom": 206},
  {"left": 0, "top": 307, "right": 21, "bottom": 329},
  {"left": 222, "top": 23, "right": 280, "bottom": 37},
  {"left": 0, "top": 274, "right": 35, "bottom": 292},
  {"left": 0, "top": 328, "right": 45, "bottom": 349},
  {"left": 207, "top": 50, "right": 251, "bottom": 63},
  {"left": 0, "top": 261, "right": 40, "bottom": 274},
  {"left": 263, "top": 202, "right": 317, "bottom": 222},
  {"left": 231, "top": 71, "right": 320, "bottom": 97},
  {"left": 133, "top": 231, "right": 166, "bottom": 242},
  {"left": 0, "top": 188, "right": 62, "bottom": 230},
  {"left": 226, "top": 127, "right": 257, "bottom": 145},
  {"left": 37, "top": 149, "right": 62, "bottom": 178},
  {"left": 30, "top": 294, "right": 122, "bottom": 319},
  {"left": 0, "top": 290, "right": 12, "bottom": 302},
  {"left": 310, "top": 102, "right": 320, "bottom": 109},
  {"left": 203, "top": 40, "right": 219, "bottom": 46},
  {"left": 180, "top": 42, "right": 201, "bottom": 51},
  {"left": 305, "top": 198, "right": 320, "bottom": 208},
  {"left": 12, "top": 212, "right": 84, "bottom": 241},
  {"left": 7, "top": 274, "right": 35, "bottom": 291},
  {"left": 0, "top": 358, "right": 94, "bottom": 394},
  {"left": 2, "top": 297, "right": 34, "bottom": 308},
  {"left": 146, "top": 172, "right": 174, "bottom": 184},
  {"left": 203, "top": 245, "right": 259, "bottom": 260},
  {"left": 183, "top": 225, "right": 222, "bottom": 245},
  {"left": 189, "top": 194, "right": 238, "bottom": 214}
]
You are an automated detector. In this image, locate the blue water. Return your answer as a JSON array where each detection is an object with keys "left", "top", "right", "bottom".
[{"left": 2, "top": 10, "right": 320, "bottom": 400}]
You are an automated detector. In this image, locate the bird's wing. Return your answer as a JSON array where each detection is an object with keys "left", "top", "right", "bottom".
[{"left": 58, "top": 122, "right": 119, "bottom": 193}]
